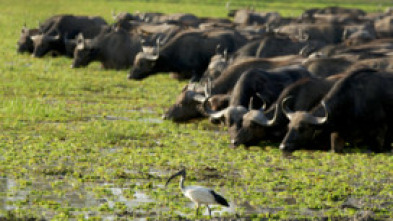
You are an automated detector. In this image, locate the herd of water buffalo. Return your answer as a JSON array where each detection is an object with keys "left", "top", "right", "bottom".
[{"left": 18, "top": 6, "right": 393, "bottom": 153}]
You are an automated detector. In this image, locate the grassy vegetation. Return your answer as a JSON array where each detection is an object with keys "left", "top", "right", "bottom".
[{"left": 1, "top": 0, "right": 393, "bottom": 220}]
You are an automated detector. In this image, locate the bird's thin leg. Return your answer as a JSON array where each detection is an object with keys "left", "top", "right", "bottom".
[
  {"left": 207, "top": 205, "right": 212, "bottom": 218},
  {"left": 195, "top": 204, "right": 200, "bottom": 217}
]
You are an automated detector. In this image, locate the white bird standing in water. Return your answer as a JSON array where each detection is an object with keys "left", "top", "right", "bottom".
[{"left": 165, "top": 168, "right": 229, "bottom": 218}]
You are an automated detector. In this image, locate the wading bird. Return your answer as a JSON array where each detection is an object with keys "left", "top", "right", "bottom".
[{"left": 165, "top": 168, "right": 229, "bottom": 217}]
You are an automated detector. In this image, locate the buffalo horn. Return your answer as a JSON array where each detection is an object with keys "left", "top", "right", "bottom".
[
  {"left": 200, "top": 97, "right": 226, "bottom": 118},
  {"left": 185, "top": 89, "right": 206, "bottom": 103},
  {"left": 215, "top": 44, "right": 221, "bottom": 54},
  {"left": 204, "top": 77, "right": 212, "bottom": 98},
  {"left": 76, "top": 33, "right": 85, "bottom": 50},
  {"left": 144, "top": 38, "right": 160, "bottom": 60},
  {"left": 223, "top": 49, "right": 228, "bottom": 61},
  {"left": 256, "top": 93, "right": 267, "bottom": 111},
  {"left": 282, "top": 96, "right": 295, "bottom": 120},
  {"left": 252, "top": 103, "right": 278, "bottom": 127},
  {"left": 193, "top": 94, "right": 207, "bottom": 103},
  {"left": 248, "top": 97, "right": 254, "bottom": 110},
  {"left": 307, "top": 101, "right": 328, "bottom": 125}
]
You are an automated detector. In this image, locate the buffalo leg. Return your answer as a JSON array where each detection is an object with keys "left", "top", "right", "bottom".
[
  {"left": 330, "top": 132, "right": 345, "bottom": 153},
  {"left": 370, "top": 125, "right": 388, "bottom": 153}
]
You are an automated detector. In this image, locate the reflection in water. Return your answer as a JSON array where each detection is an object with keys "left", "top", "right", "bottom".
[
  {"left": 108, "top": 187, "right": 154, "bottom": 210},
  {"left": 0, "top": 178, "right": 6, "bottom": 210}
]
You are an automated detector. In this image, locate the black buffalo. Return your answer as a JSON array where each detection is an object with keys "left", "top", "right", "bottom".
[
  {"left": 204, "top": 65, "right": 312, "bottom": 136},
  {"left": 72, "top": 28, "right": 142, "bottom": 70},
  {"left": 163, "top": 56, "right": 303, "bottom": 122},
  {"left": 31, "top": 15, "right": 107, "bottom": 58},
  {"left": 280, "top": 68, "right": 393, "bottom": 153},
  {"left": 128, "top": 29, "right": 247, "bottom": 82},
  {"left": 232, "top": 74, "right": 344, "bottom": 147},
  {"left": 17, "top": 26, "right": 40, "bottom": 53}
]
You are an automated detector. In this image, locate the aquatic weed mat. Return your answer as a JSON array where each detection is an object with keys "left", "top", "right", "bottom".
[{"left": 1, "top": 0, "right": 393, "bottom": 220}]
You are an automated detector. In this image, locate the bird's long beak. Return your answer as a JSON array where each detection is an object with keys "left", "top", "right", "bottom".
[{"left": 165, "top": 169, "right": 185, "bottom": 187}]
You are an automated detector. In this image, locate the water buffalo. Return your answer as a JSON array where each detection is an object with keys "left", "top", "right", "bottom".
[
  {"left": 201, "top": 51, "right": 229, "bottom": 82},
  {"left": 204, "top": 65, "right": 312, "bottom": 130},
  {"left": 136, "top": 23, "right": 181, "bottom": 47},
  {"left": 280, "top": 68, "right": 393, "bottom": 153},
  {"left": 374, "top": 16, "right": 393, "bottom": 38},
  {"left": 112, "top": 11, "right": 164, "bottom": 23},
  {"left": 276, "top": 23, "right": 344, "bottom": 44},
  {"left": 232, "top": 74, "right": 344, "bottom": 147},
  {"left": 302, "top": 56, "right": 353, "bottom": 78},
  {"left": 255, "top": 34, "right": 326, "bottom": 58},
  {"left": 72, "top": 28, "right": 142, "bottom": 70},
  {"left": 128, "top": 29, "right": 247, "bottom": 82},
  {"left": 162, "top": 56, "right": 304, "bottom": 122},
  {"left": 233, "top": 9, "right": 281, "bottom": 26},
  {"left": 163, "top": 57, "right": 263, "bottom": 122},
  {"left": 17, "top": 26, "right": 39, "bottom": 53},
  {"left": 342, "top": 22, "right": 376, "bottom": 45},
  {"left": 31, "top": 15, "right": 107, "bottom": 57},
  {"left": 203, "top": 34, "right": 323, "bottom": 85},
  {"left": 299, "top": 6, "right": 366, "bottom": 23}
]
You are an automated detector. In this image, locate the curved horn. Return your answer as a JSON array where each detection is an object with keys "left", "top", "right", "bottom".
[
  {"left": 249, "top": 96, "right": 254, "bottom": 110},
  {"left": 192, "top": 94, "right": 207, "bottom": 103},
  {"left": 281, "top": 96, "right": 295, "bottom": 120},
  {"left": 204, "top": 77, "right": 212, "bottom": 98},
  {"left": 76, "top": 33, "right": 85, "bottom": 50},
  {"left": 223, "top": 49, "right": 228, "bottom": 61},
  {"left": 50, "top": 28, "right": 61, "bottom": 40},
  {"left": 142, "top": 38, "right": 160, "bottom": 60},
  {"left": 215, "top": 44, "right": 222, "bottom": 54},
  {"left": 185, "top": 90, "right": 206, "bottom": 103},
  {"left": 251, "top": 103, "right": 278, "bottom": 127},
  {"left": 309, "top": 101, "right": 328, "bottom": 125},
  {"left": 155, "top": 38, "right": 160, "bottom": 55},
  {"left": 199, "top": 97, "right": 226, "bottom": 118},
  {"left": 256, "top": 93, "right": 267, "bottom": 111},
  {"left": 265, "top": 102, "right": 280, "bottom": 126}
]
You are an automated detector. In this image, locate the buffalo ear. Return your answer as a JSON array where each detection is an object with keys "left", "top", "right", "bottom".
[
  {"left": 21, "top": 22, "right": 28, "bottom": 34},
  {"left": 53, "top": 29, "right": 61, "bottom": 40}
]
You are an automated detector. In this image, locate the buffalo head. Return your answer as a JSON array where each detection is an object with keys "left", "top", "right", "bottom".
[
  {"left": 17, "top": 25, "right": 38, "bottom": 53},
  {"left": 31, "top": 32, "right": 61, "bottom": 58},
  {"left": 231, "top": 104, "right": 279, "bottom": 147},
  {"left": 203, "top": 51, "right": 229, "bottom": 80},
  {"left": 128, "top": 40, "right": 160, "bottom": 80},
  {"left": 162, "top": 81, "right": 230, "bottom": 122},
  {"left": 279, "top": 98, "right": 328, "bottom": 152},
  {"left": 163, "top": 84, "right": 207, "bottom": 122},
  {"left": 71, "top": 33, "right": 96, "bottom": 68}
]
